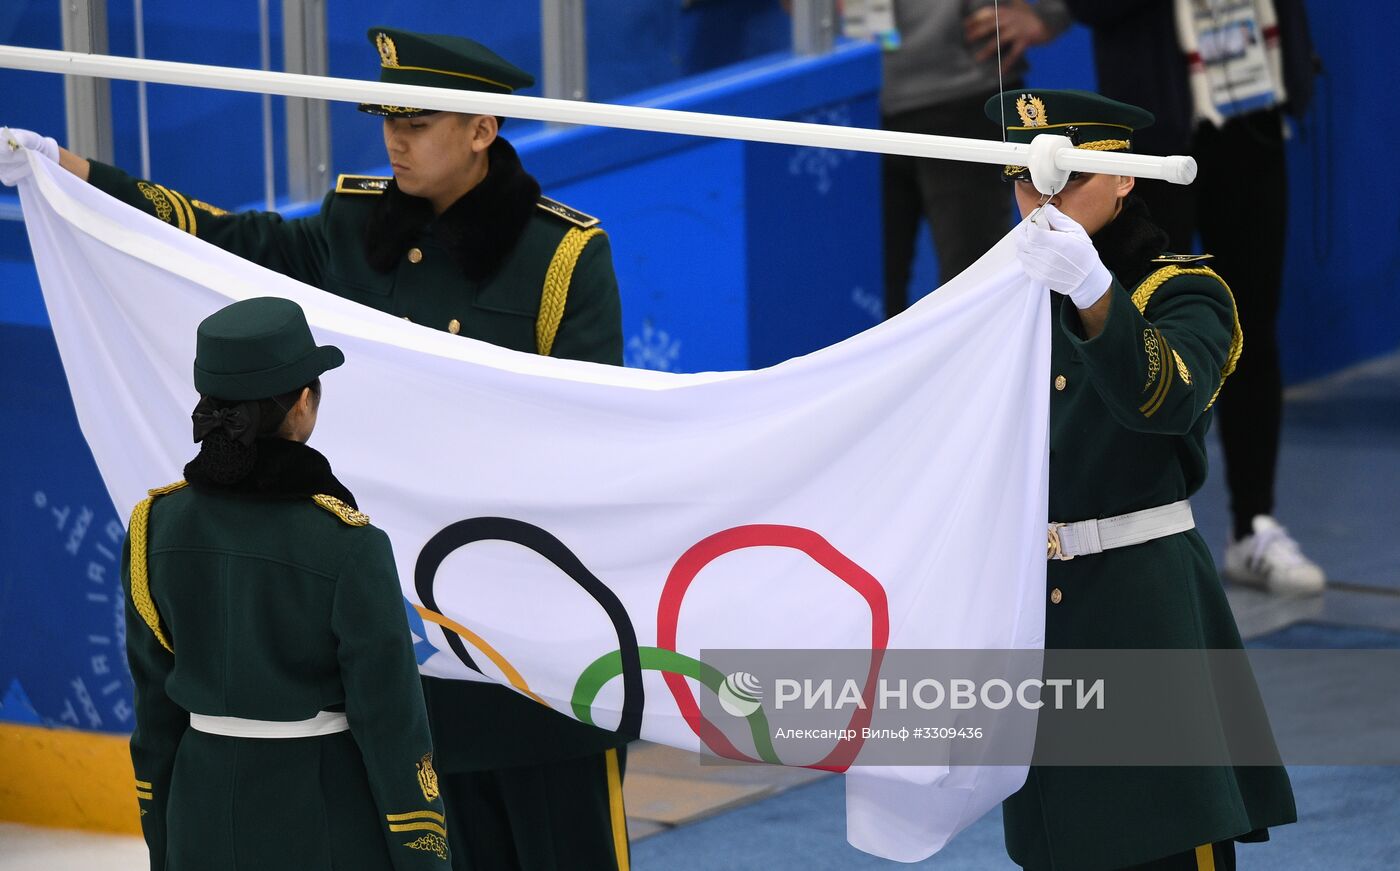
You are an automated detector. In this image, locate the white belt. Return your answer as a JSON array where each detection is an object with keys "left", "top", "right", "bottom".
[
  {"left": 189, "top": 710, "right": 350, "bottom": 739},
  {"left": 1048, "top": 500, "right": 1195, "bottom": 560}
]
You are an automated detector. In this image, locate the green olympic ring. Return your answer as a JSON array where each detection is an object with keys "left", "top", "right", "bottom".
[{"left": 571, "top": 646, "right": 782, "bottom": 765}]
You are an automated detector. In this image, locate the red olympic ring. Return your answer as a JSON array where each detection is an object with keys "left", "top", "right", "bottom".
[{"left": 656, "top": 525, "right": 890, "bottom": 772}]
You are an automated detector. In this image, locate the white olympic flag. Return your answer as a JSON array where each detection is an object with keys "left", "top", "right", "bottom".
[{"left": 4, "top": 144, "right": 1048, "bottom": 863}]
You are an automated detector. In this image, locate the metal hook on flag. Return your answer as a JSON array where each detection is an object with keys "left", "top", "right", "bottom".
[{"left": 1028, "top": 192, "right": 1054, "bottom": 227}]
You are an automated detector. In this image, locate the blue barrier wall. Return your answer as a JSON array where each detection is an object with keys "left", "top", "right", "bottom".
[
  {"left": 0, "top": 329, "right": 129, "bottom": 731},
  {"left": 2, "top": 1, "right": 1398, "bottom": 733}
]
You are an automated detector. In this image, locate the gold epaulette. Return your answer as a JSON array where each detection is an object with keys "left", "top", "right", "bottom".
[
  {"left": 335, "top": 174, "right": 392, "bottom": 195},
  {"left": 537, "top": 195, "right": 599, "bottom": 228},
  {"left": 129, "top": 481, "right": 188, "bottom": 653},
  {"left": 312, "top": 494, "right": 371, "bottom": 526},
  {"left": 1151, "top": 253, "right": 1214, "bottom": 264}
]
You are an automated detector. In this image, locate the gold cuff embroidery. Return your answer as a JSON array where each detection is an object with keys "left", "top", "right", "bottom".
[
  {"left": 1142, "top": 328, "right": 1161, "bottom": 392},
  {"left": 191, "top": 199, "right": 229, "bottom": 217},
  {"left": 1173, "top": 349, "right": 1192, "bottom": 385},
  {"left": 136, "top": 182, "right": 175, "bottom": 226},
  {"left": 390, "top": 821, "right": 447, "bottom": 837},
  {"left": 156, "top": 185, "right": 198, "bottom": 236},
  {"left": 403, "top": 833, "right": 449, "bottom": 861},
  {"left": 135, "top": 182, "right": 199, "bottom": 235},
  {"left": 1140, "top": 332, "right": 1176, "bottom": 418}
]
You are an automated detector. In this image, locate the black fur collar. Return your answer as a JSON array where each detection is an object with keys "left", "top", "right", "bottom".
[
  {"left": 1092, "top": 194, "right": 1172, "bottom": 290},
  {"left": 185, "top": 438, "right": 358, "bottom": 508},
  {"left": 365, "top": 137, "right": 541, "bottom": 281}
]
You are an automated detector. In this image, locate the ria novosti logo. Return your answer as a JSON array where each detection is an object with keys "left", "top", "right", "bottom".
[{"left": 717, "top": 671, "right": 763, "bottom": 717}]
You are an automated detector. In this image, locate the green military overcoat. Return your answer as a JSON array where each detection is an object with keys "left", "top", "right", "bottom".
[
  {"left": 1001, "top": 198, "right": 1296, "bottom": 870},
  {"left": 86, "top": 137, "right": 622, "bottom": 364},
  {"left": 124, "top": 438, "right": 448, "bottom": 870}
]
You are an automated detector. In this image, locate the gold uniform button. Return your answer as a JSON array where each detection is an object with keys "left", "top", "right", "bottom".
[
  {"left": 407, "top": 247, "right": 423, "bottom": 264},
  {"left": 1050, "top": 588, "right": 1063, "bottom": 605},
  {"left": 448, "top": 319, "right": 461, "bottom": 335},
  {"left": 1054, "top": 375, "right": 1067, "bottom": 391}
]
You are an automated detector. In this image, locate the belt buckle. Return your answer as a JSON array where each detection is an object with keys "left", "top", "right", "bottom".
[{"left": 1047, "top": 523, "right": 1073, "bottom": 561}]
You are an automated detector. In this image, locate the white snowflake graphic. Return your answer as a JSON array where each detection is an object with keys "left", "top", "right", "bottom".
[
  {"left": 626, "top": 320, "right": 683, "bottom": 371},
  {"left": 788, "top": 104, "right": 858, "bottom": 195},
  {"left": 850, "top": 286, "right": 884, "bottom": 323}
]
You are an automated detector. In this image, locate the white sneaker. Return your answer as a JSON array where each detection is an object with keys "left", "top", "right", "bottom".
[{"left": 1223, "top": 515, "right": 1326, "bottom": 595}]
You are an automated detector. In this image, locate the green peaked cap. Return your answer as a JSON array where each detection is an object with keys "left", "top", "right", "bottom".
[
  {"left": 194, "top": 297, "right": 344, "bottom": 400},
  {"left": 358, "top": 26, "right": 535, "bottom": 117},
  {"left": 984, "top": 88, "right": 1155, "bottom": 179}
]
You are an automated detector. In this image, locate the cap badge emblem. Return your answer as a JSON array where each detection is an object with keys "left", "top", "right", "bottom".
[
  {"left": 1016, "top": 94, "right": 1048, "bottom": 127},
  {"left": 376, "top": 33, "right": 399, "bottom": 68}
]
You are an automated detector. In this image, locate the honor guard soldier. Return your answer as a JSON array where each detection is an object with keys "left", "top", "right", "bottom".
[
  {"left": 990, "top": 90, "right": 1297, "bottom": 871},
  {"left": 124, "top": 297, "right": 447, "bottom": 870},
  {"left": 18, "top": 25, "right": 629, "bottom": 871}
]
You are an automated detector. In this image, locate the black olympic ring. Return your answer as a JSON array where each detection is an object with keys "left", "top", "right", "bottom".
[{"left": 415, "top": 517, "right": 645, "bottom": 740}]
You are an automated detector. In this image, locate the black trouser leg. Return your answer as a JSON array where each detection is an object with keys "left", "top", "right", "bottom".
[
  {"left": 919, "top": 152, "right": 1013, "bottom": 287},
  {"left": 883, "top": 89, "right": 1019, "bottom": 317},
  {"left": 882, "top": 146, "right": 923, "bottom": 319},
  {"left": 441, "top": 747, "right": 629, "bottom": 871},
  {"left": 1195, "top": 111, "right": 1288, "bottom": 536}
]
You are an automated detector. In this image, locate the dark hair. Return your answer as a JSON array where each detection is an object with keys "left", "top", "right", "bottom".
[{"left": 188, "top": 378, "right": 321, "bottom": 484}]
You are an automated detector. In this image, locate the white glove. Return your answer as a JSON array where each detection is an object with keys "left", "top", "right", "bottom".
[
  {"left": 1016, "top": 203, "right": 1113, "bottom": 309},
  {"left": 0, "top": 127, "right": 60, "bottom": 187}
]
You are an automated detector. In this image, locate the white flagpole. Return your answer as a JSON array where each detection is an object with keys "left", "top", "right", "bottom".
[{"left": 0, "top": 44, "right": 1196, "bottom": 186}]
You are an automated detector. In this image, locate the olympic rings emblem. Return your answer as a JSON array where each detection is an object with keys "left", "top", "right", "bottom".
[{"left": 414, "top": 520, "right": 890, "bottom": 768}]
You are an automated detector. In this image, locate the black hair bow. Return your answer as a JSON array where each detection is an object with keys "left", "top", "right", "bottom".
[{"left": 192, "top": 398, "right": 260, "bottom": 446}]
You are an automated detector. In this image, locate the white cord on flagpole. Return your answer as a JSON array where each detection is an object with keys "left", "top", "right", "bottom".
[
  {"left": 132, "top": 0, "right": 150, "bottom": 179},
  {"left": 0, "top": 44, "right": 1197, "bottom": 184},
  {"left": 257, "top": 0, "right": 275, "bottom": 211},
  {"left": 992, "top": 1, "right": 1007, "bottom": 141}
]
